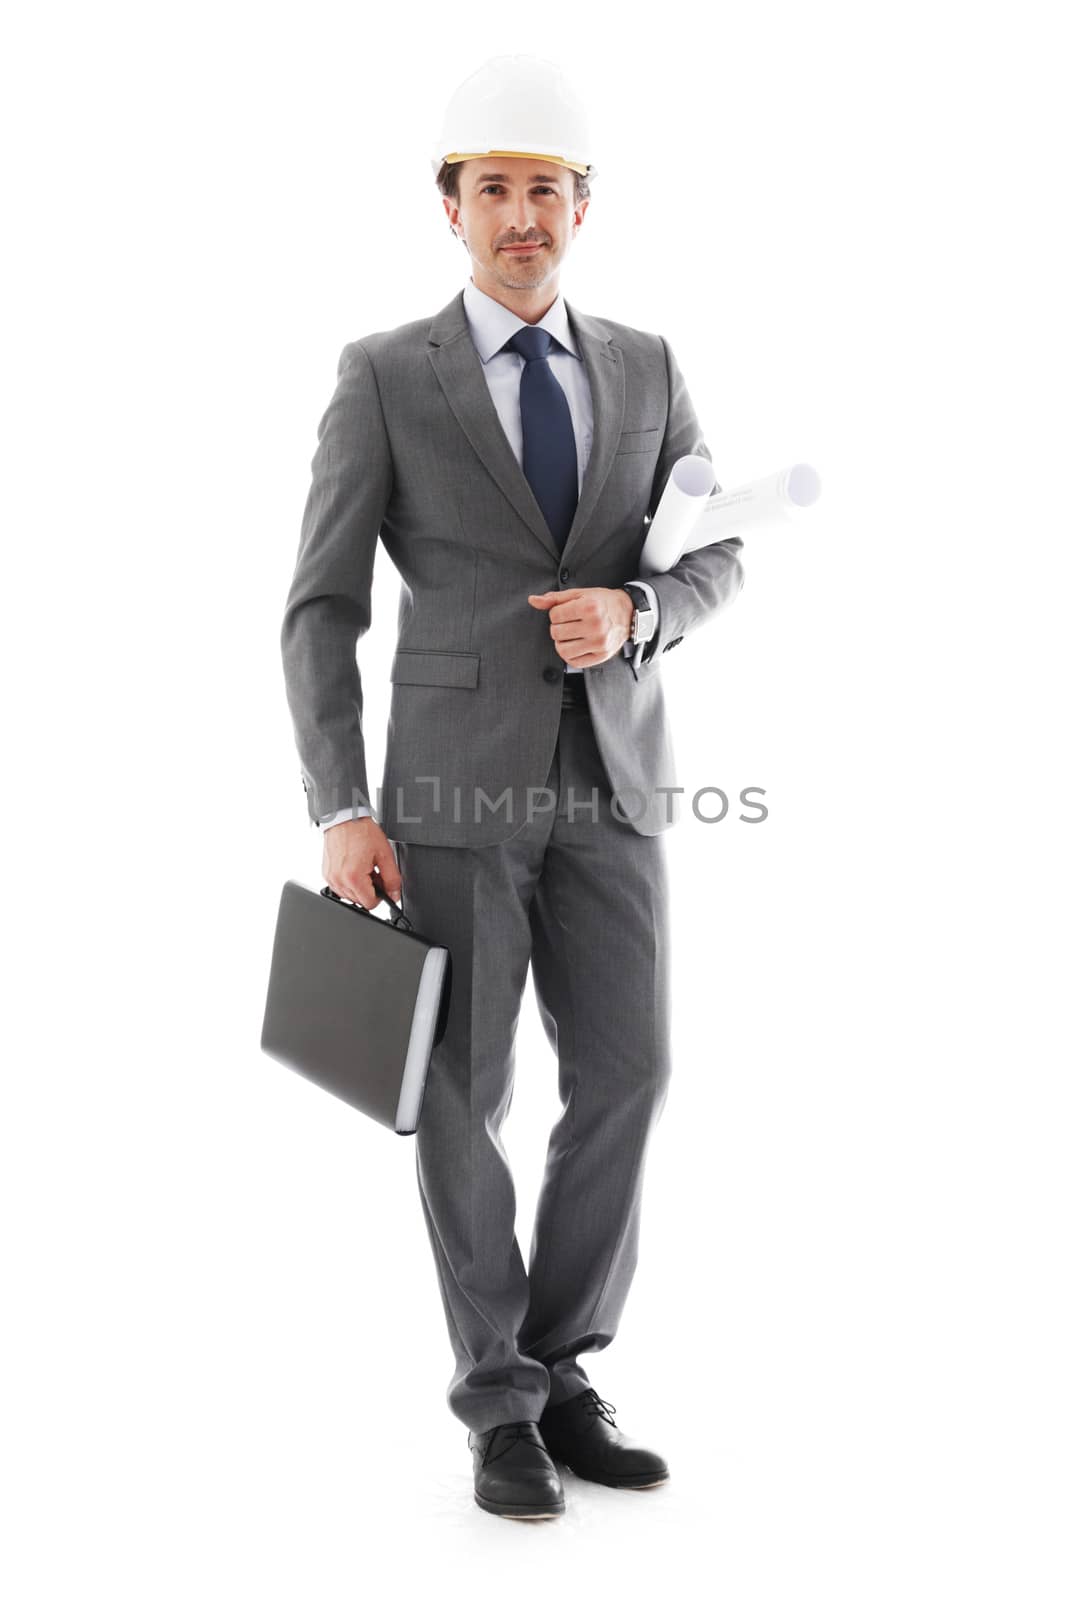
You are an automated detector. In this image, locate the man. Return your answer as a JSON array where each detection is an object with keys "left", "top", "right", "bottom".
[{"left": 280, "top": 54, "right": 745, "bottom": 1520}]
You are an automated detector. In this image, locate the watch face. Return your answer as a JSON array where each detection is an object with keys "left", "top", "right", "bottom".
[{"left": 628, "top": 593, "right": 654, "bottom": 643}]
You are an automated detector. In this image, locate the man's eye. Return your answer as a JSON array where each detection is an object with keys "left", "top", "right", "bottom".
[{"left": 481, "top": 185, "right": 556, "bottom": 195}]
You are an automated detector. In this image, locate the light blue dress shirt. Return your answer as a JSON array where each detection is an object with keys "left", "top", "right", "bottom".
[{"left": 321, "top": 277, "right": 659, "bottom": 828}]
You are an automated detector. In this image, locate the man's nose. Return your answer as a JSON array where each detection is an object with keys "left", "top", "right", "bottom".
[{"left": 507, "top": 199, "right": 537, "bottom": 233}]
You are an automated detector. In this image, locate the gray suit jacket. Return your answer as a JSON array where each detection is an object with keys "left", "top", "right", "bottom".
[{"left": 280, "top": 287, "right": 745, "bottom": 847}]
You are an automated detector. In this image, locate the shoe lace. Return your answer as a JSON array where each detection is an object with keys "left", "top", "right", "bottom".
[
  {"left": 485, "top": 1421, "right": 555, "bottom": 1466},
  {"left": 582, "top": 1389, "right": 618, "bottom": 1427}
]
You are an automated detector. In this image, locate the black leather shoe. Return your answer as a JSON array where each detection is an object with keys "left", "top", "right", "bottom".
[
  {"left": 538, "top": 1388, "right": 670, "bottom": 1489},
  {"left": 468, "top": 1421, "right": 566, "bottom": 1519}
]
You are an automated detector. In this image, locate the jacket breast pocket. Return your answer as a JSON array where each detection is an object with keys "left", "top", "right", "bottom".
[
  {"left": 616, "top": 428, "right": 661, "bottom": 454},
  {"left": 390, "top": 648, "right": 481, "bottom": 689}
]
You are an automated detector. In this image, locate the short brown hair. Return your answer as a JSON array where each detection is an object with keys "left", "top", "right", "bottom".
[{"left": 435, "top": 159, "right": 592, "bottom": 208}]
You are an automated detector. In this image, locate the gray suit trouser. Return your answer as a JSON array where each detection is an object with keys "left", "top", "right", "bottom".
[{"left": 395, "top": 683, "right": 672, "bottom": 1433}]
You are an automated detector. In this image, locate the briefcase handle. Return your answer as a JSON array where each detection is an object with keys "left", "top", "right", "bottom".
[{"left": 320, "top": 880, "right": 415, "bottom": 934}]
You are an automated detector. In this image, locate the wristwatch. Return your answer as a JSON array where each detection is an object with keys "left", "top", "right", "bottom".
[{"left": 623, "top": 583, "right": 655, "bottom": 646}]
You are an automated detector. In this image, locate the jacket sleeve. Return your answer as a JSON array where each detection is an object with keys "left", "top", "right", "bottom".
[
  {"left": 630, "top": 334, "right": 745, "bottom": 675},
  {"left": 280, "top": 341, "right": 393, "bottom": 825}
]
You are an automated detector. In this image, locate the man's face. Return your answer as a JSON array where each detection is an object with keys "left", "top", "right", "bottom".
[{"left": 443, "top": 156, "right": 587, "bottom": 292}]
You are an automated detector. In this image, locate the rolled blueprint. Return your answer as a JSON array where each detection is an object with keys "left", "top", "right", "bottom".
[
  {"left": 681, "top": 462, "right": 822, "bottom": 553},
  {"left": 638, "top": 459, "right": 822, "bottom": 575},
  {"left": 637, "top": 454, "right": 717, "bottom": 577}
]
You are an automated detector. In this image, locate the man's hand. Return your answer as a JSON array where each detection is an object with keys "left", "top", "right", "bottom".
[
  {"left": 527, "top": 587, "right": 634, "bottom": 668},
  {"left": 323, "top": 817, "right": 403, "bottom": 911}
]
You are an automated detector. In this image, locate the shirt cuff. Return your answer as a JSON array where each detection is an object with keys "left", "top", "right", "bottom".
[{"left": 319, "top": 805, "right": 375, "bottom": 829}]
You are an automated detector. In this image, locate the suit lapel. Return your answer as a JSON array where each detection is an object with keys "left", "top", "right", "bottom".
[{"left": 426, "top": 289, "right": 626, "bottom": 567}]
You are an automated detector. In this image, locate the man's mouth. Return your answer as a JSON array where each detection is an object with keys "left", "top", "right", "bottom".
[{"left": 501, "top": 243, "right": 543, "bottom": 254}]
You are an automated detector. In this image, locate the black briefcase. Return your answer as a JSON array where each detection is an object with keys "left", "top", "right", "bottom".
[{"left": 260, "top": 879, "right": 452, "bottom": 1135}]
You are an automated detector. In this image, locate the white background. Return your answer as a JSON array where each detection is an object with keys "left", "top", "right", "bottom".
[{"left": 4, "top": 3, "right": 1064, "bottom": 1595}]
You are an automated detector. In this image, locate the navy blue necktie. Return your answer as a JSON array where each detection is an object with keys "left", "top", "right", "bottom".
[{"left": 504, "top": 326, "right": 579, "bottom": 552}]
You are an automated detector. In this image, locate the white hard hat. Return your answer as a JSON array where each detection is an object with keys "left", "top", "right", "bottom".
[{"left": 431, "top": 54, "right": 596, "bottom": 182}]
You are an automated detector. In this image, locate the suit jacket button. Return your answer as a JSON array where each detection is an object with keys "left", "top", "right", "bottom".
[
  {"left": 542, "top": 666, "right": 562, "bottom": 683},
  {"left": 559, "top": 566, "right": 570, "bottom": 583}
]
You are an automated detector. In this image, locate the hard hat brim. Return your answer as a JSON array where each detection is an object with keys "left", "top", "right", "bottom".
[{"left": 441, "top": 148, "right": 593, "bottom": 178}]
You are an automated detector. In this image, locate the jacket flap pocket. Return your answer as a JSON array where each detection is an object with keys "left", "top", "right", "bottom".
[
  {"left": 616, "top": 428, "right": 661, "bottom": 454},
  {"left": 390, "top": 648, "right": 480, "bottom": 689}
]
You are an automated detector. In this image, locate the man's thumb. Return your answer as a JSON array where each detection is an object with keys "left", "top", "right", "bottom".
[{"left": 377, "top": 860, "right": 404, "bottom": 900}]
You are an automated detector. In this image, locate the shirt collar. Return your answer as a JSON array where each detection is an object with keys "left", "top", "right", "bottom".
[{"left": 462, "top": 275, "right": 581, "bottom": 364}]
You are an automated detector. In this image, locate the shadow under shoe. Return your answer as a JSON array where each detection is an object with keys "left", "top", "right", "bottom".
[
  {"left": 468, "top": 1421, "right": 566, "bottom": 1519},
  {"left": 538, "top": 1388, "right": 670, "bottom": 1489}
]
